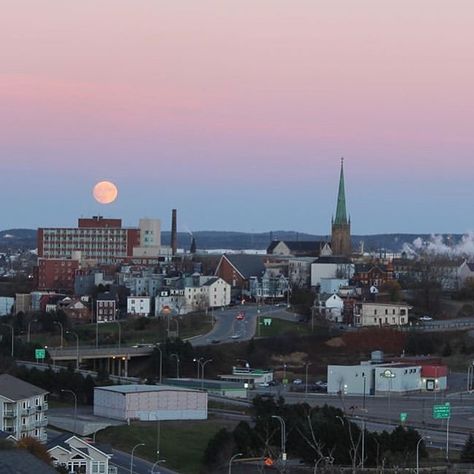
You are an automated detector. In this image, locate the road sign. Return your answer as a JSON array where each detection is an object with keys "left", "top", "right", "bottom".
[
  {"left": 400, "top": 412, "right": 408, "bottom": 422},
  {"left": 433, "top": 402, "right": 451, "bottom": 419},
  {"left": 263, "top": 318, "right": 272, "bottom": 326},
  {"left": 35, "top": 348, "right": 46, "bottom": 360}
]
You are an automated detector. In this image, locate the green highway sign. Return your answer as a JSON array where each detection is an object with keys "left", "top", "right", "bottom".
[
  {"left": 400, "top": 412, "right": 408, "bottom": 422},
  {"left": 35, "top": 348, "right": 46, "bottom": 360},
  {"left": 433, "top": 403, "right": 451, "bottom": 420},
  {"left": 263, "top": 318, "right": 272, "bottom": 326}
]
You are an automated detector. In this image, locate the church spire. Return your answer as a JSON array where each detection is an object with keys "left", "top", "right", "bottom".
[{"left": 334, "top": 157, "right": 348, "bottom": 225}]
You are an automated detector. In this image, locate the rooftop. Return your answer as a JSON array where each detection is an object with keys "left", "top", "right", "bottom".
[
  {"left": 0, "top": 374, "right": 48, "bottom": 401},
  {"left": 95, "top": 384, "right": 201, "bottom": 394}
]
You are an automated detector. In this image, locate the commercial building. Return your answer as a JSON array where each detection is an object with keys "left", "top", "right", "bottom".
[
  {"left": 219, "top": 367, "right": 274, "bottom": 388},
  {"left": 164, "top": 378, "right": 248, "bottom": 398},
  {"left": 96, "top": 293, "right": 117, "bottom": 323},
  {"left": 0, "top": 374, "right": 48, "bottom": 442},
  {"left": 93, "top": 384, "right": 207, "bottom": 421},
  {"left": 37, "top": 258, "right": 80, "bottom": 292},
  {"left": 353, "top": 302, "right": 410, "bottom": 327}
]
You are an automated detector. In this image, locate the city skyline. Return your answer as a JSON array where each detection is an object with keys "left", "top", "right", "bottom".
[{"left": 2, "top": 1, "right": 474, "bottom": 234}]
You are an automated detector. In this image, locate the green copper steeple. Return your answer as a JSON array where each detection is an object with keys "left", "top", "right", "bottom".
[{"left": 334, "top": 157, "right": 348, "bottom": 225}]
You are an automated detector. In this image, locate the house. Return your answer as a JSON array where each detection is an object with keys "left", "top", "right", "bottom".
[
  {"left": 0, "top": 374, "right": 48, "bottom": 442},
  {"left": 288, "top": 257, "right": 315, "bottom": 288},
  {"left": 183, "top": 276, "right": 230, "bottom": 312},
  {"left": 267, "top": 240, "right": 332, "bottom": 258},
  {"left": 126, "top": 296, "right": 152, "bottom": 317},
  {"left": 60, "top": 297, "right": 92, "bottom": 324},
  {"left": 352, "top": 263, "right": 394, "bottom": 288},
  {"left": 353, "top": 302, "right": 410, "bottom": 327},
  {"left": 322, "top": 294, "right": 344, "bottom": 323},
  {"left": 249, "top": 272, "right": 289, "bottom": 301},
  {"left": 47, "top": 434, "right": 115, "bottom": 474},
  {"left": 96, "top": 293, "right": 117, "bottom": 323},
  {"left": 458, "top": 260, "right": 474, "bottom": 287}
]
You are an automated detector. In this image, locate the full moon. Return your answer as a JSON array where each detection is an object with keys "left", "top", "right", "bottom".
[{"left": 93, "top": 181, "right": 118, "bottom": 204}]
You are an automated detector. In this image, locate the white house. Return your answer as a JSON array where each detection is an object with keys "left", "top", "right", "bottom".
[
  {"left": 184, "top": 277, "right": 230, "bottom": 313},
  {"left": 323, "top": 294, "right": 344, "bottom": 323},
  {"left": 155, "top": 289, "right": 186, "bottom": 316},
  {"left": 458, "top": 261, "right": 474, "bottom": 287},
  {"left": 0, "top": 374, "right": 48, "bottom": 442},
  {"left": 354, "top": 302, "right": 410, "bottom": 327},
  {"left": 127, "top": 296, "right": 151, "bottom": 317},
  {"left": 0, "top": 297, "right": 14, "bottom": 316},
  {"left": 47, "top": 434, "right": 115, "bottom": 474}
]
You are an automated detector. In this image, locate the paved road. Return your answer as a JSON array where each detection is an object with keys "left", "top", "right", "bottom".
[
  {"left": 111, "top": 448, "right": 176, "bottom": 474},
  {"left": 190, "top": 304, "right": 289, "bottom": 346},
  {"left": 411, "top": 317, "right": 474, "bottom": 332}
]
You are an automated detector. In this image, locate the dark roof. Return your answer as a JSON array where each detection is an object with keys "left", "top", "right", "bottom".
[
  {"left": 315, "top": 256, "right": 352, "bottom": 264},
  {"left": 0, "top": 431, "right": 13, "bottom": 440},
  {"left": 96, "top": 292, "right": 116, "bottom": 301},
  {"left": 466, "top": 262, "right": 474, "bottom": 272},
  {"left": 0, "top": 374, "right": 47, "bottom": 401},
  {"left": 0, "top": 450, "right": 57, "bottom": 474},
  {"left": 222, "top": 254, "right": 267, "bottom": 279},
  {"left": 267, "top": 240, "right": 329, "bottom": 255},
  {"left": 46, "top": 433, "right": 71, "bottom": 451},
  {"left": 202, "top": 277, "right": 219, "bottom": 286}
]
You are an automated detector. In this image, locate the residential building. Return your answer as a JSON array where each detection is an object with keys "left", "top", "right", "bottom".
[
  {"left": 215, "top": 254, "right": 267, "bottom": 291},
  {"left": 37, "top": 257, "right": 79, "bottom": 292},
  {"left": 0, "top": 449, "right": 58, "bottom": 474},
  {"left": 155, "top": 289, "right": 186, "bottom": 316},
  {"left": 311, "top": 256, "right": 354, "bottom": 286},
  {"left": 183, "top": 276, "right": 231, "bottom": 312},
  {"left": 353, "top": 263, "right": 394, "bottom": 287},
  {"left": 0, "top": 374, "right": 48, "bottom": 442},
  {"left": 0, "top": 296, "right": 14, "bottom": 316},
  {"left": 47, "top": 434, "right": 115, "bottom": 474},
  {"left": 60, "top": 297, "right": 92, "bottom": 324},
  {"left": 96, "top": 293, "right": 116, "bottom": 323},
  {"left": 288, "top": 257, "right": 315, "bottom": 288},
  {"left": 321, "top": 294, "right": 344, "bottom": 323},
  {"left": 458, "top": 260, "right": 474, "bottom": 287},
  {"left": 354, "top": 302, "right": 410, "bottom": 327},
  {"left": 249, "top": 272, "right": 289, "bottom": 301},
  {"left": 127, "top": 296, "right": 151, "bottom": 317},
  {"left": 320, "top": 278, "right": 349, "bottom": 295},
  {"left": 15, "top": 293, "right": 32, "bottom": 314}
]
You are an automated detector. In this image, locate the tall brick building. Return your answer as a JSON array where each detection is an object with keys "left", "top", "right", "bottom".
[{"left": 37, "top": 216, "right": 140, "bottom": 264}]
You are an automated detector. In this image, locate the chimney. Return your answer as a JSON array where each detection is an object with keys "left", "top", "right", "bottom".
[{"left": 171, "top": 209, "right": 177, "bottom": 256}]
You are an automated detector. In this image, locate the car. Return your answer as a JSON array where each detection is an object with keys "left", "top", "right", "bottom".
[
  {"left": 258, "top": 382, "right": 270, "bottom": 387},
  {"left": 211, "top": 339, "right": 220, "bottom": 344},
  {"left": 268, "top": 380, "right": 279, "bottom": 386},
  {"left": 236, "top": 312, "right": 245, "bottom": 321},
  {"left": 230, "top": 334, "right": 241, "bottom": 339},
  {"left": 292, "top": 378, "right": 303, "bottom": 385},
  {"left": 419, "top": 315, "right": 433, "bottom": 321}
]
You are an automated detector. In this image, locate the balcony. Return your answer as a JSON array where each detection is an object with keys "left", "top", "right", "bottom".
[
  {"left": 20, "top": 423, "right": 35, "bottom": 432},
  {"left": 3, "top": 410, "right": 16, "bottom": 418},
  {"left": 37, "top": 418, "right": 48, "bottom": 427},
  {"left": 36, "top": 402, "right": 48, "bottom": 411},
  {"left": 20, "top": 407, "right": 35, "bottom": 416}
]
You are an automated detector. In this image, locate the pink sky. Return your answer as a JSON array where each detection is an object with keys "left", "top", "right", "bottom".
[{"left": 1, "top": 1, "right": 474, "bottom": 232}]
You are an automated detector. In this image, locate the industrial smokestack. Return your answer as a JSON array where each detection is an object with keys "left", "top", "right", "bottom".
[{"left": 171, "top": 209, "right": 177, "bottom": 256}]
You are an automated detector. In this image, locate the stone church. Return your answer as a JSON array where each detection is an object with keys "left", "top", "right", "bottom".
[{"left": 331, "top": 159, "right": 352, "bottom": 256}]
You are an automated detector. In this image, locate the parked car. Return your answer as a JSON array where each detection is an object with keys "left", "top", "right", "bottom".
[
  {"left": 236, "top": 312, "right": 245, "bottom": 320},
  {"left": 419, "top": 315, "right": 433, "bottom": 321},
  {"left": 293, "top": 378, "right": 303, "bottom": 385}
]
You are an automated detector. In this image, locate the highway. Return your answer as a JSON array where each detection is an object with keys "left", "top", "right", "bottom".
[{"left": 190, "top": 304, "right": 288, "bottom": 346}]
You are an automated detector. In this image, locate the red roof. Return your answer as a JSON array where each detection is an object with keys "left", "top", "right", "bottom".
[{"left": 421, "top": 365, "right": 448, "bottom": 378}]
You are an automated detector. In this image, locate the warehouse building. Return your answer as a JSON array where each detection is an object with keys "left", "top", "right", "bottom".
[{"left": 93, "top": 384, "right": 207, "bottom": 421}]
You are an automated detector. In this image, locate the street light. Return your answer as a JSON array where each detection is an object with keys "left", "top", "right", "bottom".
[
  {"left": 0, "top": 323, "right": 14, "bottom": 357},
  {"left": 170, "top": 353, "right": 180, "bottom": 379},
  {"left": 54, "top": 321, "right": 64, "bottom": 349},
  {"left": 416, "top": 435, "right": 430, "bottom": 474},
  {"left": 61, "top": 389, "right": 78, "bottom": 434},
  {"left": 201, "top": 358, "right": 213, "bottom": 390},
  {"left": 151, "top": 459, "right": 166, "bottom": 473},
  {"left": 228, "top": 453, "right": 243, "bottom": 474},
  {"left": 113, "top": 320, "right": 122, "bottom": 349},
  {"left": 155, "top": 344, "right": 162, "bottom": 384},
  {"left": 271, "top": 415, "right": 287, "bottom": 469},
  {"left": 130, "top": 443, "right": 145, "bottom": 474},
  {"left": 305, "top": 362, "right": 312, "bottom": 396},
  {"left": 66, "top": 330, "right": 80, "bottom": 370},
  {"left": 27, "top": 319, "right": 38, "bottom": 343},
  {"left": 193, "top": 357, "right": 204, "bottom": 379}
]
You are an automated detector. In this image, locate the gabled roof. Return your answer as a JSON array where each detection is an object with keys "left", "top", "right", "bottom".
[
  {"left": 202, "top": 277, "right": 219, "bottom": 286},
  {"left": 0, "top": 374, "right": 47, "bottom": 401},
  {"left": 219, "top": 254, "right": 267, "bottom": 280}
]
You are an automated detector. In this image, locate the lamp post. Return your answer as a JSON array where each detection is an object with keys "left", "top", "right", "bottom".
[
  {"left": 305, "top": 362, "right": 312, "bottom": 396},
  {"left": 380, "top": 369, "right": 396, "bottom": 422},
  {"left": 201, "top": 358, "right": 213, "bottom": 390},
  {"left": 54, "top": 321, "right": 64, "bottom": 349},
  {"left": 271, "top": 415, "right": 287, "bottom": 471},
  {"left": 416, "top": 436, "right": 430, "bottom": 474},
  {"left": 170, "top": 353, "right": 180, "bottom": 379},
  {"left": 130, "top": 442, "right": 145, "bottom": 474},
  {"left": 66, "top": 330, "right": 80, "bottom": 370},
  {"left": 467, "top": 361, "right": 474, "bottom": 392},
  {"left": 1, "top": 323, "right": 14, "bottom": 357},
  {"left": 27, "top": 319, "right": 38, "bottom": 343},
  {"left": 193, "top": 357, "right": 204, "bottom": 379},
  {"left": 61, "top": 389, "right": 78, "bottom": 433},
  {"left": 228, "top": 453, "right": 243, "bottom": 474},
  {"left": 283, "top": 363, "right": 287, "bottom": 387},
  {"left": 156, "top": 344, "right": 162, "bottom": 384},
  {"left": 114, "top": 320, "right": 122, "bottom": 349},
  {"left": 151, "top": 459, "right": 166, "bottom": 473}
]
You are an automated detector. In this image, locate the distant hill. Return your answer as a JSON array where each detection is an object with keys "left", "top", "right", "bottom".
[{"left": 0, "top": 228, "right": 464, "bottom": 253}]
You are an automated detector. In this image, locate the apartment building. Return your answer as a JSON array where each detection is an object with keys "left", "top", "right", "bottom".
[{"left": 0, "top": 374, "right": 48, "bottom": 442}]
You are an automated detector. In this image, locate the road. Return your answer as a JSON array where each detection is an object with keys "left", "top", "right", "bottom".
[
  {"left": 110, "top": 448, "right": 176, "bottom": 474},
  {"left": 190, "top": 304, "right": 290, "bottom": 346}
]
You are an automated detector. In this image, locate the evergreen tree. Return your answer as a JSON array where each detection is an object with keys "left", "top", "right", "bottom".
[{"left": 461, "top": 433, "right": 474, "bottom": 462}]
